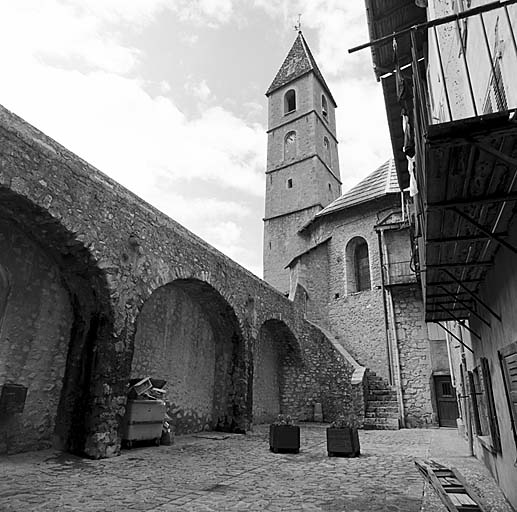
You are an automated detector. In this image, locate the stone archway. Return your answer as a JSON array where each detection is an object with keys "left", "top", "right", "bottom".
[
  {"left": 0, "top": 188, "right": 112, "bottom": 456},
  {"left": 132, "top": 278, "right": 247, "bottom": 434},
  {"left": 253, "top": 319, "right": 302, "bottom": 424}
]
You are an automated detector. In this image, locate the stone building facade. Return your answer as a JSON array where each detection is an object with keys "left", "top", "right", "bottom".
[
  {"left": 263, "top": 34, "right": 452, "bottom": 429},
  {"left": 362, "top": 0, "right": 517, "bottom": 506},
  {"left": 0, "top": 105, "right": 362, "bottom": 458}
]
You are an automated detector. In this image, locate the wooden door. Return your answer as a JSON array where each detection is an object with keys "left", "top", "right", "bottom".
[{"left": 434, "top": 375, "right": 459, "bottom": 427}]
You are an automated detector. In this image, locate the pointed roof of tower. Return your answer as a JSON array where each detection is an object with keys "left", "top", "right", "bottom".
[{"left": 266, "top": 32, "right": 337, "bottom": 106}]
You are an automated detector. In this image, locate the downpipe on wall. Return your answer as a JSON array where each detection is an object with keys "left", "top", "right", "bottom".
[{"left": 379, "top": 230, "right": 406, "bottom": 428}]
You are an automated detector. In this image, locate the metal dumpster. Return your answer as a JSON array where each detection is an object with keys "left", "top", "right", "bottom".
[{"left": 121, "top": 399, "right": 165, "bottom": 448}]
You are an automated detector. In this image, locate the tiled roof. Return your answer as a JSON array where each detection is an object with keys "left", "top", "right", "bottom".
[
  {"left": 266, "top": 32, "right": 336, "bottom": 106},
  {"left": 316, "top": 159, "right": 399, "bottom": 218}
]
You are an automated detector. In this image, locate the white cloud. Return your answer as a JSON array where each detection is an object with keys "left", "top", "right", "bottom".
[
  {"left": 0, "top": 0, "right": 265, "bottom": 274},
  {"left": 331, "top": 76, "right": 391, "bottom": 192},
  {"left": 186, "top": 79, "right": 213, "bottom": 102},
  {"left": 174, "top": 0, "right": 235, "bottom": 26},
  {"left": 254, "top": 0, "right": 392, "bottom": 191}
]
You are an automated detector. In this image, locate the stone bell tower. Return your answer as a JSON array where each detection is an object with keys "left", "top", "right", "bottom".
[{"left": 263, "top": 31, "right": 341, "bottom": 294}]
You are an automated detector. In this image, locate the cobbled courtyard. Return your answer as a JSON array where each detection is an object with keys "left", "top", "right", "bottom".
[{"left": 0, "top": 425, "right": 513, "bottom": 512}]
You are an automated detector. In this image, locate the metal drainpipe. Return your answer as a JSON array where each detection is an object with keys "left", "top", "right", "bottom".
[
  {"left": 377, "top": 229, "right": 393, "bottom": 386},
  {"left": 380, "top": 230, "right": 406, "bottom": 428}
]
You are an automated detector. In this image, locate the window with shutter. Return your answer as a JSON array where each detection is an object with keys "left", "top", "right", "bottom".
[
  {"left": 499, "top": 342, "right": 517, "bottom": 449},
  {"left": 480, "top": 357, "right": 501, "bottom": 452},
  {"left": 467, "top": 370, "right": 482, "bottom": 435}
]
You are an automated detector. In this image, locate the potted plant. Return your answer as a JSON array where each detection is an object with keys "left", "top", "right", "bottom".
[
  {"left": 269, "top": 414, "right": 300, "bottom": 453},
  {"left": 326, "top": 414, "right": 360, "bottom": 457}
]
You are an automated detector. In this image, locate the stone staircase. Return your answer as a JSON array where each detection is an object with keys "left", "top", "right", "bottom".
[{"left": 364, "top": 370, "right": 400, "bottom": 430}]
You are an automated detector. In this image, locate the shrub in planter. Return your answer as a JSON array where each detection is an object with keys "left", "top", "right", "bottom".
[
  {"left": 327, "top": 415, "right": 360, "bottom": 457},
  {"left": 269, "top": 414, "right": 300, "bottom": 454}
]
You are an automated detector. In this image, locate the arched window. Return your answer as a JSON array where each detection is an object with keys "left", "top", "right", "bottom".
[
  {"left": 345, "top": 237, "right": 371, "bottom": 293},
  {"left": 284, "top": 131, "right": 296, "bottom": 160},
  {"left": 355, "top": 241, "right": 371, "bottom": 292},
  {"left": 284, "top": 89, "right": 296, "bottom": 114},
  {"left": 323, "top": 137, "right": 331, "bottom": 167},
  {"left": 321, "top": 94, "right": 328, "bottom": 119}
]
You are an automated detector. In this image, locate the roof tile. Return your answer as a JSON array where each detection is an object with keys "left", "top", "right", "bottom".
[{"left": 315, "top": 158, "right": 399, "bottom": 218}]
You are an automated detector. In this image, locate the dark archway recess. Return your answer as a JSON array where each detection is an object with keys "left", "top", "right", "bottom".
[
  {"left": 132, "top": 278, "right": 248, "bottom": 435},
  {"left": 253, "top": 319, "right": 303, "bottom": 423},
  {"left": 0, "top": 187, "right": 113, "bottom": 455}
]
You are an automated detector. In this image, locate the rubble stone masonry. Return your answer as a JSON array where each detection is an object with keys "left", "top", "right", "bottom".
[
  {"left": 0, "top": 104, "right": 361, "bottom": 458},
  {"left": 392, "top": 285, "right": 434, "bottom": 427}
]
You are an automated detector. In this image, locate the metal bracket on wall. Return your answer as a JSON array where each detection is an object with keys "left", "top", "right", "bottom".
[
  {"left": 435, "top": 303, "right": 481, "bottom": 340},
  {"left": 435, "top": 322, "right": 474, "bottom": 354},
  {"left": 441, "top": 269, "right": 501, "bottom": 322},
  {"left": 449, "top": 207, "right": 517, "bottom": 256},
  {"left": 437, "top": 285, "right": 491, "bottom": 328}
]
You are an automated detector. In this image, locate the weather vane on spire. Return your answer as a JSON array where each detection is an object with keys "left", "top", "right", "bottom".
[{"left": 294, "top": 13, "right": 302, "bottom": 32}]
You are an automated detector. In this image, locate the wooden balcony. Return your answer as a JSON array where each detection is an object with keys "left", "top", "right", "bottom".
[{"left": 383, "top": 260, "right": 418, "bottom": 286}]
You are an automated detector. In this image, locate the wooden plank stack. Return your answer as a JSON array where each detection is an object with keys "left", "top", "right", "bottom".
[{"left": 415, "top": 459, "right": 487, "bottom": 512}]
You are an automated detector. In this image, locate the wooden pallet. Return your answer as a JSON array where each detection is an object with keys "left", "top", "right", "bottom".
[{"left": 415, "top": 459, "right": 487, "bottom": 512}]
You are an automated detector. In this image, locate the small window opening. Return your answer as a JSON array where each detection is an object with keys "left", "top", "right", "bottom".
[
  {"left": 328, "top": 183, "right": 332, "bottom": 192},
  {"left": 321, "top": 94, "right": 328, "bottom": 120},
  {"left": 323, "top": 137, "right": 331, "bottom": 167},
  {"left": 269, "top": 241, "right": 272, "bottom": 250},
  {"left": 284, "top": 131, "right": 296, "bottom": 160},
  {"left": 284, "top": 89, "right": 296, "bottom": 114},
  {"left": 287, "top": 178, "right": 293, "bottom": 189}
]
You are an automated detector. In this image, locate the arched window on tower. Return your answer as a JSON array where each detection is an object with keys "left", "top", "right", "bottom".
[
  {"left": 284, "top": 131, "right": 297, "bottom": 161},
  {"left": 323, "top": 137, "right": 331, "bottom": 167},
  {"left": 284, "top": 89, "right": 296, "bottom": 114},
  {"left": 321, "top": 94, "right": 328, "bottom": 120},
  {"left": 345, "top": 237, "right": 371, "bottom": 293}
]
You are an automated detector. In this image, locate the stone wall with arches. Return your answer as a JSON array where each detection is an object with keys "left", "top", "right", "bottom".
[{"left": 0, "top": 105, "right": 360, "bottom": 458}]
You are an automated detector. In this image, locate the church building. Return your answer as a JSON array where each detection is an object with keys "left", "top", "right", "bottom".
[{"left": 263, "top": 32, "right": 453, "bottom": 429}]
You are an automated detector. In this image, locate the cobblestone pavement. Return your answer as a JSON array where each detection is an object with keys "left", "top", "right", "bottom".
[{"left": 0, "top": 425, "right": 514, "bottom": 512}]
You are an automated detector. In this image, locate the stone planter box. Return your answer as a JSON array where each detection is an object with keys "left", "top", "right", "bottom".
[
  {"left": 326, "top": 427, "right": 360, "bottom": 457},
  {"left": 269, "top": 424, "right": 300, "bottom": 453}
]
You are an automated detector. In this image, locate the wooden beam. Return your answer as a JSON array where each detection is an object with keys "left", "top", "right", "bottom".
[
  {"left": 427, "top": 278, "right": 482, "bottom": 286},
  {"left": 426, "top": 261, "right": 493, "bottom": 269},
  {"left": 426, "top": 232, "right": 507, "bottom": 243},
  {"left": 471, "top": 139, "right": 517, "bottom": 168},
  {"left": 427, "top": 292, "right": 472, "bottom": 299},
  {"left": 428, "top": 192, "right": 517, "bottom": 209}
]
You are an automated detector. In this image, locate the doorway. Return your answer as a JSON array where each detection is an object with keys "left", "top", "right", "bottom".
[{"left": 434, "top": 375, "right": 459, "bottom": 427}]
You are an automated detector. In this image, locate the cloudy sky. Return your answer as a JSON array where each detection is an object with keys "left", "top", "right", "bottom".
[{"left": 0, "top": 1, "right": 391, "bottom": 278}]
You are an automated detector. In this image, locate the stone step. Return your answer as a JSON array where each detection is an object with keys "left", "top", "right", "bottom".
[
  {"left": 365, "top": 411, "right": 397, "bottom": 419},
  {"left": 366, "top": 400, "right": 398, "bottom": 408},
  {"left": 363, "top": 422, "right": 399, "bottom": 430},
  {"left": 368, "top": 389, "right": 397, "bottom": 397},
  {"left": 363, "top": 417, "right": 399, "bottom": 430},
  {"left": 366, "top": 405, "right": 399, "bottom": 416}
]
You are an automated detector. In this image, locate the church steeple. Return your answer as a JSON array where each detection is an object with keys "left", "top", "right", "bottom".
[
  {"left": 263, "top": 33, "right": 341, "bottom": 294},
  {"left": 266, "top": 32, "right": 336, "bottom": 107}
]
